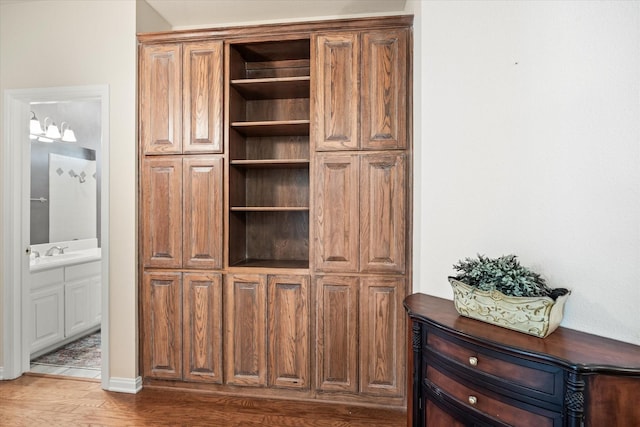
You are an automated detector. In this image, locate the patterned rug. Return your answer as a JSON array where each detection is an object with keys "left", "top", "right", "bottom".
[{"left": 32, "top": 331, "right": 101, "bottom": 369}]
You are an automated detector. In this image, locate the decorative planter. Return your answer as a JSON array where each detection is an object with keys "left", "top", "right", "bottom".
[{"left": 448, "top": 278, "right": 570, "bottom": 338}]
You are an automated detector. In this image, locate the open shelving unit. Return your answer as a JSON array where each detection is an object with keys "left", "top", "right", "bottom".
[{"left": 227, "top": 38, "right": 311, "bottom": 269}]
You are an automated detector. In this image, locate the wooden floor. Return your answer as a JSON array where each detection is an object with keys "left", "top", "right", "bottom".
[{"left": 0, "top": 375, "right": 406, "bottom": 426}]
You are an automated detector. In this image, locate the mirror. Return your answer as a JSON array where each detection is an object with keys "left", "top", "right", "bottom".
[{"left": 29, "top": 100, "right": 102, "bottom": 245}]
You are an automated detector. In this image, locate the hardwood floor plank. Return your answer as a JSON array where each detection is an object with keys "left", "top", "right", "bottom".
[{"left": 0, "top": 376, "right": 405, "bottom": 426}]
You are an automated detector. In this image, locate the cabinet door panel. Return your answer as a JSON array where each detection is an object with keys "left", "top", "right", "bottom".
[
  {"left": 30, "top": 285, "right": 64, "bottom": 354},
  {"left": 314, "top": 154, "right": 359, "bottom": 272},
  {"left": 65, "top": 280, "right": 90, "bottom": 337},
  {"left": 183, "top": 273, "right": 222, "bottom": 383},
  {"left": 315, "top": 276, "right": 358, "bottom": 392},
  {"left": 140, "top": 44, "right": 182, "bottom": 154},
  {"left": 268, "top": 275, "right": 309, "bottom": 389},
  {"left": 314, "top": 33, "right": 359, "bottom": 151},
  {"left": 360, "top": 276, "right": 404, "bottom": 397},
  {"left": 183, "top": 41, "right": 224, "bottom": 153},
  {"left": 225, "top": 274, "right": 267, "bottom": 386},
  {"left": 361, "top": 29, "right": 407, "bottom": 150},
  {"left": 142, "top": 272, "right": 182, "bottom": 380},
  {"left": 142, "top": 157, "right": 183, "bottom": 268},
  {"left": 183, "top": 156, "right": 223, "bottom": 269},
  {"left": 360, "top": 153, "right": 406, "bottom": 273}
]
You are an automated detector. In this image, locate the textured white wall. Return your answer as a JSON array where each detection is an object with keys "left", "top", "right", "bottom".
[{"left": 412, "top": 1, "right": 640, "bottom": 345}]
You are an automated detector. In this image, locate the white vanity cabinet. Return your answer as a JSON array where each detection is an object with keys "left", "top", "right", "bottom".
[
  {"left": 64, "top": 261, "right": 102, "bottom": 337},
  {"left": 30, "top": 268, "right": 65, "bottom": 353},
  {"left": 30, "top": 260, "right": 101, "bottom": 356}
]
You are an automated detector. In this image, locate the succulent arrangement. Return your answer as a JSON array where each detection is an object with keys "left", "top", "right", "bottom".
[{"left": 451, "top": 254, "right": 568, "bottom": 300}]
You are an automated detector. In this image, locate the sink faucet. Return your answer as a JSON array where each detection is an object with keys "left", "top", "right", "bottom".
[{"left": 45, "top": 245, "right": 68, "bottom": 256}]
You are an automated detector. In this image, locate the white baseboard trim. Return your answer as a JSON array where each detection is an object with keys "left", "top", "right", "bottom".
[
  {"left": 0, "top": 366, "right": 4, "bottom": 380},
  {"left": 107, "top": 376, "right": 143, "bottom": 394}
]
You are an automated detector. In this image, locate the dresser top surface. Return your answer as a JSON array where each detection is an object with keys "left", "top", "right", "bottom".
[{"left": 405, "top": 293, "right": 640, "bottom": 372}]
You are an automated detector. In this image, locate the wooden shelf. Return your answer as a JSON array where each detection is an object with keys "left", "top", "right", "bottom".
[
  {"left": 229, "top": 258, "right": 309, "bottom": 269},
  {"left": 231, "top": 120, "right": 310, "bottom": 137},
  {"left": 231, "top": 76, "right": 310, "bottom": 100},
  {"left": 230, "top": 206, "right": 309, "bottom": 212},
  {"left": 230, "top": 159, "right": 309, "bottom": 169}
]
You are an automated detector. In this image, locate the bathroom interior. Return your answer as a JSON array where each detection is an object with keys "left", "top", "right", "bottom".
[{"left": 27, "top": 100, "right": 103, "bottom": 379}]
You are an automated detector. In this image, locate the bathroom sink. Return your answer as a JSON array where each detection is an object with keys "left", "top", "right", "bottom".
[
  {"left": 34, "top": 252, "right": 84, "bottom": 264},
  {"left": 30, "top": 248, "right": 101, "bottom": 271}
]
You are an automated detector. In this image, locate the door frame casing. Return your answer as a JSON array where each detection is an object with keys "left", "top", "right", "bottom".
[{"left": 2, "top": 85, "right": 110, "bottom": 390}]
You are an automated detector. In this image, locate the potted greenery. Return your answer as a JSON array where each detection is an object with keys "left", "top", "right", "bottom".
[{"left": 449, "top": 254, "right": 570, "bottom": 338}]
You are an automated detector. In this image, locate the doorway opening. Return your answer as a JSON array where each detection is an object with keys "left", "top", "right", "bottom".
[{"left": 2, "top": 85, "right": 110, "bottom": 389}]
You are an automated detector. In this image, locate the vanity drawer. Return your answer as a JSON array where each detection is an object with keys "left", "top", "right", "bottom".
[
  {"left": 65, "top": 261, "right": 101, "bottom": 281},
  {"left": 427, "top": 365, "right": 561, "bottom": 427},
  {"left": 31, "top": 267, "right": 64, "bottom": 289},
  {"left": 427, "top": 331, "right": 563, "bottom": 403}
]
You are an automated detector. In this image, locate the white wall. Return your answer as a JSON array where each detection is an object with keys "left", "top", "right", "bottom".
[
  {"left": 0, "top": 0, "right": 138, "bottom": 378},
  {"left": 412, "top": 1, "right": 640, "bottom": 345}
]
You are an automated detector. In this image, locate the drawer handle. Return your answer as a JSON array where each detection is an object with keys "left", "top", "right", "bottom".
[
  {"left": 468, "top": 395, "right": 478, "bottom": 405},
  {"left": 469, "top": 356, "right": 478, "bottom": 366}
]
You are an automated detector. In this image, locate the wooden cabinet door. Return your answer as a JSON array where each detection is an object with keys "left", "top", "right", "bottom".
[
  {"left": 268, "top": 275, "right": 309, "bottom": 389},
  {"left": 182, "top": 156, "right": 223, "bottom": 269},
  {"left": 314, "top": 154, "right": 359, "bottom": 272},
  {"left": 361, "top": 29, "right": 408, "bottom": 150},
  {"left": 315, "top": 275, "right": 358, "bottom": 392},
  {"left": 224, "top": 274, "right": 267, "bottom": 386},
  {"left": 140, "top": 44, "right": 182, "bottom": 154},
  {"left": 142, "top": 157, "right": 183, "bottom": 268},
  {"left": 313, "top": 33, "right": 359, "bottom": 151},
  {"left": 142, "top": 271, "right": 182, "bottom": 380},
  {"left": 183, "top": 41, "right": 224, "bottom": 153},
  {"left": 360, "top": 276, "right": 404, "bottom": 397},
  {"left": 359, "top": 153, "right": 406, "bottom": 273},
  {"left": 183, "top": 272, "right": 222, "bottom": 383}
]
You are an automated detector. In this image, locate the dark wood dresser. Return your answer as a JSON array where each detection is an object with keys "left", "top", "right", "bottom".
[{"left": 404, "top": 293, "right": 640, "bottom": 427}]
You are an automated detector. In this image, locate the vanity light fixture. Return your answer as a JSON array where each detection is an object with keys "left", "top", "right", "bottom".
[
  {"left": 60, "top": 122, "right": 77, "bottom": 142},
  {"left": 29, "top": 112, "right": 77, "bottom": 143},
  {"left": 29, "top": 111, "right": 42, "bottom": 139},
  {"left": 44, "top": 117, "right": 62, "bottom": 139}
]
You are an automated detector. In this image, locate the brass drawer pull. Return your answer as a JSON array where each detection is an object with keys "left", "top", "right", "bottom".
[
  {"left": 469, "top": 356, "right": 478, "bottom": 366},
  {"left": 468, "top": 395, "right": 478, "bottom": 405}
]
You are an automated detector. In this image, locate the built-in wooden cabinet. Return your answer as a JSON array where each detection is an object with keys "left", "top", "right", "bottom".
[
  {"left": 314, "top": 29, "right": 408, "bottom": 151},
  {"left": 224, "top": 273, "right": 309, "bottom": 389},
  {"left": 142, "top": 271, "right": 223, "bottom": 382},
  {"left": 138, "top": 15, "right": 412, "bottom": 409},
  {"left": 183, "top": 273, "right": 223, "bottom": 383},
  {"left": 314, "top": 152, "right": 406, "bottom": 274},
  {"left": 315, "top": 275, "right": 404, "bottom": 398},
  {"left": 140, "top": 40, "right": 223, "bottom": 154},
  {"left": 141, "top": 156, "right": 223, "bottom": 269},
  {"left": 142, "top": 271, "right": 182, "bottom": 380}
]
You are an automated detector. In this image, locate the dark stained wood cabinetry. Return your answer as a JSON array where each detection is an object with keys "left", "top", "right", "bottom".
[
  {"left": 405, "top": 294, "right": 640, "bottom": 427},
  {"left": 313, "top": 29, "right": 408, "bottom": 151},
  {"left": 315, "top": 275, "right": 405, "bottom": 399},
  {"left": 141, "top": 155, "right": 223, "bottom": 269},
  {"left": 138, "top": 15, "right": 412, "bottom": 409},
  {"left": 224, "top": 274, "right": 309, "bottom": 389},
  {"left": 183, "top": 273, "right": 223, "bottom": 383},
  {"left": 140, "top": 40, "right": 223, "bottom": 154}
]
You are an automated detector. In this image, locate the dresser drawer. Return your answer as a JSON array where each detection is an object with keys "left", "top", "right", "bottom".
[
  {"left": 427, "top": 365, "right": 561, "bottom": 427},
  {"left": 426, "top": 330, "right": 563, "bottom": 404}
]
